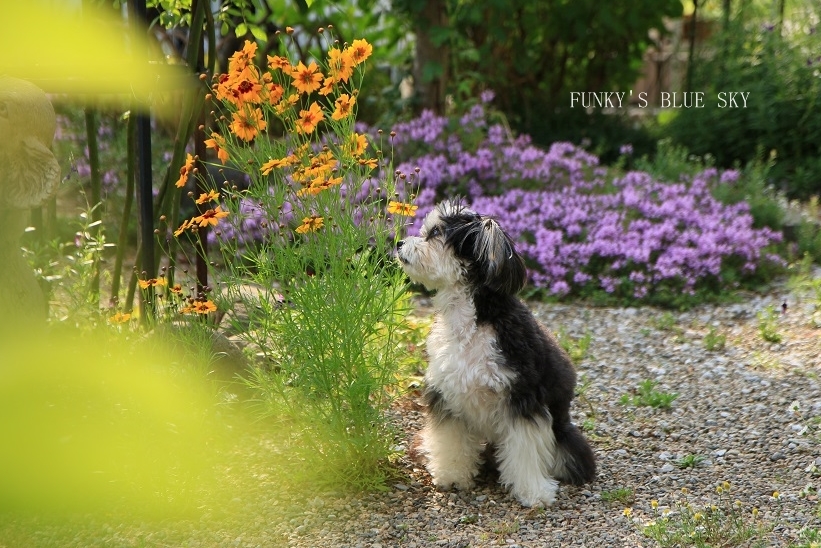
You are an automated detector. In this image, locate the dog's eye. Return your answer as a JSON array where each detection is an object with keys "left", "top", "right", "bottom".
[{"left": 426, "top": 226, "right": 441, "bottom": 240}]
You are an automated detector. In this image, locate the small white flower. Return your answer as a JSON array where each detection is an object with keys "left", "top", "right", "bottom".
[{"left": 788, "top": 400, "right": 801, "bottom": 415}]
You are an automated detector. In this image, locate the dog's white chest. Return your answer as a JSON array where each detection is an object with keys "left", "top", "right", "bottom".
[{"left": 425, "top": 300, "right": 515, "bottom": 429}]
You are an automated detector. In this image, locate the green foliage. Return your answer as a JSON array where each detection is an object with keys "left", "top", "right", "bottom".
[
  {"left": 620, "top": 379, "right": 679, "bottom": 409},
  {"left": 757, "top": 305, "right": 783, "bottom": 344},
  {"left": 601, "top": 487, "right": 635, "bottom": 505},
  {"left": 662, "top": 5, "right": 821, "bottom": 200},
  {"left": 676, "top": 454, "right": 706, "bottom": 469},
  {"left": 703, "top": 326, "right": 726, "bottom": 351},
  {"left": 556, "top": 327, "right": 592, "bottom": 365},
  {"left": 642, "top": 482, "right": 774, "bottom": 547}
]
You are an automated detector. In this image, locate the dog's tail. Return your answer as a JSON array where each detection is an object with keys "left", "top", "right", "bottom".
[{"left": 551, "top": 420, "right": 596, "bottom": 485}]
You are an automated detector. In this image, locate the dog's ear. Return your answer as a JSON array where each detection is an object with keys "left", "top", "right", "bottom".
[{"left": 475, "top": 218, "right": 527, "bottom": 295}]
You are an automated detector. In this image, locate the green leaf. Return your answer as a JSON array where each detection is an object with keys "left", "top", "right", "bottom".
[
  {"left": 250, "top": 25, "right": 267, "bottom": 43},
  {"left": 235, "top": 22, "right": 248, "bottom": 38}
]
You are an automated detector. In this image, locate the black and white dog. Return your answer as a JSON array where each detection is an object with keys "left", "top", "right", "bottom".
[{"left": 397, "top": 199, "right": 595, "bottom": 507}]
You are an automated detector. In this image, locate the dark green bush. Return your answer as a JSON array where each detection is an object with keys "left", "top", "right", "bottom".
[{"left": 663, "top": 17, "right": 821, "bottom": 199}]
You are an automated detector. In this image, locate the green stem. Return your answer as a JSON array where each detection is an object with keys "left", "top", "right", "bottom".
[{"left": 111, "top": 110, "right": 137, "bottom": 306}]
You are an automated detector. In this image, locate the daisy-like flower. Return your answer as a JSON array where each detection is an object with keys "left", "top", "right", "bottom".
[
  {"left": 230, "top": 107, "right": 267, "bottom": 141},
  {"left": 651, "top": 499, "right": 659, "bottom": 509},
  {"left": 387, "top": 201, "right": 418, "bottom": 217},
  {"left": 267, "top": 55, "right": 291, "bottom": 72},
  {"left": 229, "top": 67, "right": 264, "bottom": 106},
  {"left": 290, "top": 61, "right": 323, "bottom": 94},
  {"left": 204, "top": 132, "right": 229, "bottom": 164},
  {"left": 275, "top": 93, "right": 300, "bottom": 115},
  {"left": 175, "top": 153, "right": 195, "bottom": 188},
  {"left": 350, "top": 132, "right": 369, "bottom": 156},
  {"left": 358, "top": 157, "right": 378, "bottom": 169},
  {"left": 195, "top": 189, "right": 220, "bottom": 205},
  {"left": 295, "top": 102, "right": 325, "bottom": 134},
  {"left": 295, "top": 215, "right": 324, "bottom": 234},
  {"left": 622, "top": 508, "right": 633, "bottom": 518},
  {"left": 192, "top": 206, "right": 230, "bottom": 228},
  {"left": 109, "top": 312, "right": 131, "bottom": 324},
  {"left": 261, "top": 154, "right": 299, "bottom": 175},
  {"left": 331, "top": 93, "right": 355, "bottom": 121},
  {"left": 327, "top": 47, "right": 354, "bottom": 83},
  {"left": 228, "top": 40, "right": 257, "bottom": 72},
  {"left": 174, "top": 218, "right": 192, "bottom": 237},
  {"left": 169, "top": 284, "right": 183, "bottom": 295},
  {"left": 318, "top": 76, "right": 336, "bottom": 96},
  {"left": 183, "top": 299, "right": 217, "bottom": 314},
  {"left": 347, "top": 39, "right": 372, "bottom": 66},
  {"left": 138, "top": 277, "right": 167, "bottom": 290}
]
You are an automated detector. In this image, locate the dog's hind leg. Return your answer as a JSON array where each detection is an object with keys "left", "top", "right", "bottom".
[
  {"left": 495, "top": 416, "right": 559, "bottom": 507},
  {"left": 421, "top": 417, "right": 483, "bottom": 490}
]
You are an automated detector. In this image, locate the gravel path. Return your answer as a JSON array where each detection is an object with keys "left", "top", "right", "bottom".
[
  {"left": 267, "top": 283, "right": 820, "bottom": 548},
  {"left": 1, "top": 281, "right": 819, "bottom": 548}
]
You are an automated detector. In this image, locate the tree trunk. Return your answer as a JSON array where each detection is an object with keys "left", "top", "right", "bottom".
[{"left": 412, "top": 0, "right": 450, "bottom": 114}]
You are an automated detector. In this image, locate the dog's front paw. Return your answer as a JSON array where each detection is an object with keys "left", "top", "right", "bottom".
[
  {"left": 510, "top": 478, "right": 558, "bottom": 508},
  {"left": 431, "top": 474, "right": 475, "bottom": 491}
]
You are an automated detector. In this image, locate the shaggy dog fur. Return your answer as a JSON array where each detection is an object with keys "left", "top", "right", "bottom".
[{"left": 397, "top": 199, "right": 596, "bottom": 507}]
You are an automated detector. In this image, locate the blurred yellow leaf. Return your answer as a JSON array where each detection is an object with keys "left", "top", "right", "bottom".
[{"left": 0, "top": 2, "right": 192, "bottom": 106}]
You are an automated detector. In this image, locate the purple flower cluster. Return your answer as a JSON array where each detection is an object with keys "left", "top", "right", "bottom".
[{"left": 390, "top": 102, "right": 783, "bottom": 299}]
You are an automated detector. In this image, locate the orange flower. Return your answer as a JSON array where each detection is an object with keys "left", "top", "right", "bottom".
[
  {"left": 261, "top": 155, "right": 299, "bottom": 175},
  {"left": 229, "top": 67, "right": 264, "bottom": 105},
  {"left": 318, "top": 76, "right": 336, "bottom": 96},
  {"left": 169, "top": 284, "right": 183, "bottom": 295},
  {"left": 331, "top": 93, "right": 355, "bottom": 121},
  {"left": 109, "top": 312, "right": 131, "bottom": 324},
  {"left": 175, "top": 153, "right": 195, "bottom": 188},
  {"left": 192, "top": 206, "right": 230, "bottom": 227},
  {"left": 347, "top": 39, "right": 372, "bottom": 66},
  {"left": 228, "top": 40, "right": 258, "bottom": 72},
  {"left": 358, "top": 157, "right": 378, "bottom": 169},
  {"left": 327, "top": 47, "right": 354, "bottom": 83},
  {"left": 295, "top": 102, "right": 325, "bottom": 134},
  {"left": 350, "top": 132, "right": 369, "bottom": 156},
  {"left": 267, "top": 55, "right": 291, "bottom": 71},
  {"left": 387, "top": 201, "right": 418, "bottom": 217},
  {"left": 138, "top": 277, "right": 168, "bottom": 290},
  {"left": 174, "top": 218, "right": 192, "bottom": 237},
  {"left": 275, "top": 93, "right": 300, "bottom": 115},
  {"left": 195, "top": 189, "right": 220, "bottom": 205},
  {"left": 204, "top": 133, "right": 229, "bottom": 164},
  {"left": 295, "top": 215, "right": 324, "bottom": 234},
  {"left": 230, "top": 107, "right": 267, "bottom": 141},
  {"left": 183, "top": 299, "right": 217, "bottom": 314},
  {"left": 290, "top": 61, "right": 323, "bottom": 94}
]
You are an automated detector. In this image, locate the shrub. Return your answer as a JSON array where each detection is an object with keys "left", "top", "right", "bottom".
[
  {"left": 179, "top": 35, "right": 415, "bottom": 490},
  {"left": 391, "top": 99, "right": 785, "bottom": 306}
]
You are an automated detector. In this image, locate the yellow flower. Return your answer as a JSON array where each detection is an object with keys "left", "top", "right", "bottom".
[
  {"left": 261, "top": 155, "right": 297, "bottom": 175},
  {"left": 358, "top": 158, "right": 378, "bottom": 169},
  {"left": 195, "top": 189, "right": 220, "bottom": 205},
  {"left": 622, "top": 508, "right": 633, "bottom": 517},
  {"left": 183, "top": 299, "right": 217, "bottom": 314},
  {"left": 290, "top": 61, "right": 323, "bottom": 94},
  {"left": 327, "top": 47, "right": 354, "bottom": 83},
  {"left": 170, "top": 284, "right": 183, "bottom": 295},
  {"left": 693, "top": 512, "right": 703, "bottom": 521},
  {"left": 174, "top": 218, "right": 191, "bottom": 237},
  {"left": 331, "top": 93, "right": 356, "bottom": 121},
  {"left": 722, "top": 481, "right": 731, "bottom": 491},
  {"left": 651, "top": 500, "right": 659, "bottom": 509},
  {"left": 318, "top": 76, "right": 336, "bottom": 96},
  {"left": 350, "top": 132, "right": 369, "bottom": 156},
  {"left": 109, "top": 312, "right": 131, "bottom": 324},
  {"left": 229, "top": 67, "right": 264, "bottom": 106},
  {"left": 230, "top": 106, "right": 267, "bottom": 142},
  {"left": 772, "top": 491, "right": 781, "bottom": 499},
  {"left": 752, "top": 507, "right": 759, "bottom": 517},
  {"left": 228, "top": 40, "right": 257, "bottom": 73},
  {"left": 295, "top": 101, "right": 325, "bottom": 134},
  {"left": 267, "top": 55, "right": 291, "bottom": 72},
  {"left": 175, "top": 153, "right": 195, "bottom": 188},
  {"left": 347, "top": 38, "right": 372, "bottom": 66},
  {"left": 204, "top": 132, "right": 229, "bottom": 164},
  {"left": 192, "top": 206, "right": 230, "bottom": 228},
  {"left": 387, "top": 201, "right": 418, "bottom": 217},
  {"left": 295, "top": 215, "right": 324, "bottom": 234},
  {"left": 138, "top": 277, "right": 167, "bottom": 290}
]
